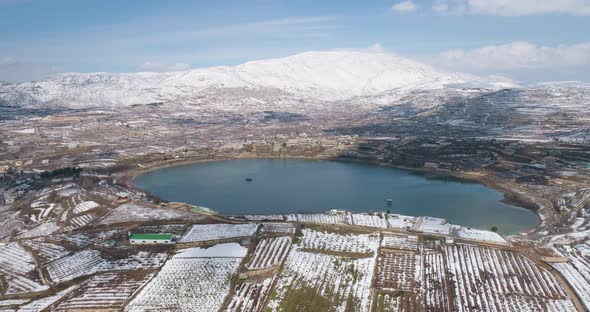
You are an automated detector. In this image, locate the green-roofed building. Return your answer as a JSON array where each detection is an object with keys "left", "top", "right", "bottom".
[{"left": 129, "top": 233, "right": 175, "bottom": 245}]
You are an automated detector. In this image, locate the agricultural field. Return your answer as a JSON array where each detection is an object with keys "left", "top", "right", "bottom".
[
  {"left": 420, "top": 247, "right": 450, "bottom": 311},
  {"left": 371, "top": 293, "right": 421, "bottom": 312},
  {"left": 17, "top": 285, "right": 78, "bottom": 312},
  {"left": 299, "top": 228, "right": 379, "bottom": 255},
  {"left": 99, "top": 203, "right": 202, "bottom": 225},
  {"left": 386, "top": 214, "right": 418, "bottom": 230},
  {"left": 17, "top": 221, "right": 60, "bottom": 239},
  {"left": 259, "top": 222, "right": 296, "bottom": 236},
  {"left": 244, "top": 215, "right": 285, "bottom": 221},
  {"left": 225, "top": 277, "right": 275, "bottom": 312},
  {"left": 0, "top": 298, "right": 31, "bottom": 311},
  {"left": 451, "top": 227, "right": 507, "bottom": 245},
  {"left": 380, "top": 234, "right": 419, "bottom": 251},
  {"left": 416, "top": 217, "right": 452, "bottom": 235},
  {"left": 246, "top": 236, "right": 291, "bottom": 271},
  {"left": 47, "top": 249, "right": 108, "bottom": 284},
  {"left": 46, "top": 249, "right": 167, "bottom": 284},
  {"left": 53, "top": 272, "right": 153, "bottom": 311},
  {"left": 63, "top": 212, "right": 97, "bottom": 231},
  {"left": 21, "top": 240, "right": 71, "bottom": 265},
  {"left": 179, "top": 223, "right": 259, "bottom": 244},
  {"left": 267, "top": 227, "right": 377, "bottom": 311},
  {"left": 372, "top": 237, "right": 451, "bottom": 311},
  {"left": 72, "top": 201, "right": 99, "bottom": 214},
  {"left": 0, "top": 215, "right": 25, "bottom": 240},
  {"left": 0, "top": 204, "right": 586, "bottom": 312},
  {"left": 48, "top": 230, "right": 123, "bottom": 248},
  {"left": 351, "top": 213, "right": 388, "bottom": 229},
  {"left": 126, "top": 256, "right": 242, "bottom": 312},
  {"left": 552, "top": 244, "right": 590, "bottom": 310},
  {"left": 287, "top": 213, "right": 351, "bottom": 225},
  {"left": 0, "top": 242, "right": 48, "bottom": 295},
  {"left": 109, "top": 251, "right": 168, "bottom": 270},
  {"left": 267, "top": 246, "right": 376, "bottom": 311},
  {"left": 445, "top": 243, "right": 575, "bottom": 311},
  {"left": 375, "top": 251, "right": 420, "bottom": 291}
]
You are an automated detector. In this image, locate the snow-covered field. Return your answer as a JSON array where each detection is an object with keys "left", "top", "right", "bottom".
[
  {"left": 445, "top": 243, "right": 574, "bottom": 311},
  {"left": 552, "top": 245, "right": 590, "bottom": 310},
  {"left": 381, "top": 234, "right": 419, "bottom": 251},
  {"left": 109, "top": 251, "right": 168, "bottom": 270},
  {"left": 375, "top": 250, "right": 421, "bottom": 291},
  {"left": 126, "top": 257, "right": 241, "bottom": 312},
  {"left": 48, "top": 230, "right": 121, "bottom": 248},
  {"left": 21, "top": 240, "right": 70, "bottom": 265},
  {"left": 287, "top": 213, "right": 351, "bottom": 225},
  {"left": 267, "top": 247, "right": 375, "bottom": 311},
  {"left": 47, "top": 249, "right": 107, "bottom": 284},
  {"left": 54, "top": 272, "right": 153, "bottom": 311},
  {"left": 0, "top": 206, "right": 584, "bottom": 312},
  {"left": 225, "top": 277, "right": 275, "bottom": 312},
  {"left": 99, "top": 203, "right": 201, "bottom": 225},
  {"left": 17, "top": 222, "right": 60, "bottom": 239},
  {"left": 72, "top": 201, "right": 99, "bottom": 214},
  {"left": 452, "top": 226, "right": 508, "bottom": 245},
  {"left": 0, "top": 243, "right": 48, "bottom": 295},
  {"left": 299, "top": 228, "right": 379, "bottom": 255},
  {"left": 246, "top": 237, "right": 291, "bottom": 270},
  {"left": 46, "top": 249, "right": 167, "bottom": 284},
  {"left": 421, "top": 248, "right": 450, "bottom": 310},
  {"left": 17, "top": 285, "right": 78, "bottom": 312},
  {"left": 179, "top": 223, "right": 259, "bottom": 243},
  {"left": 244, "top": 215, "right": 284, "bottom": 221},
  {"left": 372, "top": 237, "right": 451, "bottom": 311},
  {"left": 386, "top": 214, "right": 419, "bottom": 230},
  {"left": 351, "top": 213, "right": 388, "bottom": 228},
  {"left": 259, "top": 222, "right": 296, "bottom": 235},
  {"left": 0, "top": 216, "right": 25, "bottom": 240},
  {"left": 416, "top": 216, "right": 452, "bottom": 235},
  {"left": 63, "top": 212, "right": 97, "bottom": 230}
]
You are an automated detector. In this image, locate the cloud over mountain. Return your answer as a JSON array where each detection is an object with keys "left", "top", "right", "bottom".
[{"left": 436, "top": 41, "right": 590, "bottom": 81}]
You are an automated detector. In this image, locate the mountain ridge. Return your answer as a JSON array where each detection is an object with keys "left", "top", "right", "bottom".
[{"left": 0, "top": 50, "right": 518, "bottom": 109}]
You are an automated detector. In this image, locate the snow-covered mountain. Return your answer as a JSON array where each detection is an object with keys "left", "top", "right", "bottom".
[{"left": 0, "top": 51, "right": 514, "bottom": 109}]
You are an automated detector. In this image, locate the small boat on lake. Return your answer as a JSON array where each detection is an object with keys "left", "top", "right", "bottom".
[{"left": 245, "top": 178, "right": 253, "bottom": 182}]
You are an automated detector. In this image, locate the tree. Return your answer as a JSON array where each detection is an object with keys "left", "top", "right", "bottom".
[{"left": 491, "top": 226, "right": 498, "bottom": 232}]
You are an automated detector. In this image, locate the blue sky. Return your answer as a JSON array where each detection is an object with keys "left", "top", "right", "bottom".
[{"left": 1, "top": 0, "right": 589, "bottom": 82}]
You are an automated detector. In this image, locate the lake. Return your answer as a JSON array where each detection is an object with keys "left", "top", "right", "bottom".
[{"left": 134, "top": 159, "right": 539, "bottom": 234}]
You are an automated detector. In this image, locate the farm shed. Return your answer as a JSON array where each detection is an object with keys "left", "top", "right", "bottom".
[{"left": 129, "top": 233, "right": 175, "bottom": 245}]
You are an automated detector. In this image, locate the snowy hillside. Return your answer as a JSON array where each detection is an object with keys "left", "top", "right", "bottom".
[{"left": 0, "top": 51, "right": 512, "bottom": 109}]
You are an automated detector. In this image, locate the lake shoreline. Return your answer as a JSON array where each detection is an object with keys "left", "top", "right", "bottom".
[{"left": 125, "top": 155, "right": 543, "bottom": 234}]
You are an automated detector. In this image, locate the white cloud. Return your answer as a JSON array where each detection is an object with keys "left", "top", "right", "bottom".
[
  {"left": 436, "top": 41, "right": 590, "bottom": 81},
  {"left": 392, "top": 0, "right": 418, "bottom": 12},
  {"left": 439, "top": 42, "right": 590, "bottom": 69},
  {"left": 139, "top": 61, "right": 191, "bottom": 72},
  {"left": 0, "top": 57, "right": 17, "bottom": 65},
  {"left": 367, "top": 43, "right": 386, "bottom": 53},
  {"left": 433, "top": 0, "right": 590, "bottom": 16},
  {"left": 432, "top": 0, "right": 449, "bottom": 13}
]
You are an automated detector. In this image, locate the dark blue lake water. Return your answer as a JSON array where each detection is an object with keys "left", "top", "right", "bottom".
[{"left": 134, "top": 159, "right": 539, "bottom": 234}]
